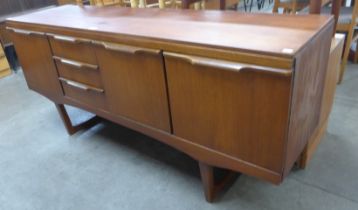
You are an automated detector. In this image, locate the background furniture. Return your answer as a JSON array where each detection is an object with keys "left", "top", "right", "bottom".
[
  {"left": 0, "top": 1, "right": 58, "bottom": 73},
  {"left": 0, "top": 42, "right": 11, "bottom": 78},
  {"left": 78, "top": 0, "right": 126, "bottom": 6},
  {"left": 58, "top": 0, "right": 78, "bottom": 4},
  {"left": 273, "top": 0, "right": 309, "bottom": 13},
  {"left": 322, "top": 1, "right": 358, "bottom": 83},
  {"left": 0, "top": 0, "right": 57, "bottom": 15},
  {"left": 294, "top": 0, "right": 354, "bottom": 83},
  {"left": 7, "top": 5, "right": 334, "bottom": 202}
]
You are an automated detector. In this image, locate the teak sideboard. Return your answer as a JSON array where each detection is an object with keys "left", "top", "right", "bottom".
[{"left": 7, "top": 5, "right": 334, "bottom": 202}]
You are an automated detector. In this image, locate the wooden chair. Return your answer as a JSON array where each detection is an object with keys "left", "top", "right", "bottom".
[
  {"left": 273, "top": 0, "right": 310, "bottom": 13},
  {"left": 321, "top": 1, "right": 358, "bottom": 83},
  {"left": 130, "top": 0, "right": 205, "bottom": 9},
  {"left": 353, "top": 28, "right": 358, "bottom": 62},
  {"left": 76, "top": 0, "right": 126, "bottom": 6},
  {"left": 129, "top": 0, "right": 176, "bottom": 8}
]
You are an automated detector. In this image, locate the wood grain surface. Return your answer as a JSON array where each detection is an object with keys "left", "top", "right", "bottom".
[{"left": 7, "top": 5, "right": 333, "bottom": 57}]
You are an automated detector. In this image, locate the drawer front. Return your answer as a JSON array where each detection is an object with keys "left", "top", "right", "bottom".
[
  {"left": 60, "top": 77, "right": 107, "bottom": 110},
  {"left": 54, "top": 56, "right": 103, "bottom": 88},
  {"left": 95, "top": 41, "right": 171, "bottom": 132},
  {"left": 164, "top": 52, "right": 293, "bottom": 173},
  {"left": 49, "top": 34, "right": 97, "bottom": 65}
]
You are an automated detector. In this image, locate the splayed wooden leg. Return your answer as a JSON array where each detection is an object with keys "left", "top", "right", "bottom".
[{"left": 55, "top": 103, "right": 101, "bottom": 135}]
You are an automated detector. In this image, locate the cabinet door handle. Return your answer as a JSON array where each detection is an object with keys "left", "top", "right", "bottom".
[
  {"left": 164, "top": 52, "right": 292, "bottom": 77},
  {"left": 59, "top": 77, "right": 104, "bottom": 93},
  {"left": 6, "top": 27, "right": 45, "bottom": 36},
  {"left": 92, "top": 41, "right": 160, "bottom": 55},
  {"left": 48, "top": 33, "right": 91, "bottom": 44},
  {"left": 53, "top": 56, "right": 98, "bottom": 70}
]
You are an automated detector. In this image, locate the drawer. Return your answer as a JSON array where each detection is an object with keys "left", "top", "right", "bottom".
[
  {"left": 48, "top": 34, "right": 97, "bottom": 65},
  {"left": 0, "top": 57, "right": 10, "bottom": 71},
  {"left": 59, "top": 77, "right": 107, "bottom": 110},
  {"left": 53, "top": 56, "right": 103, "bottom": 88}
]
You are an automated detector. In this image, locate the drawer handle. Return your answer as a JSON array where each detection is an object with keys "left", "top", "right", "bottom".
[
  {"left": 6, "top": 27, "right": 45, "bottom": 36},
  {"left": 164, "top": 52, "right": 292, "bottom": 77},
  {"left": 53, "top": 56, "right": 98, "bottom": 70},
  {"left": 59, "top": 77, "right": 104, "bottom": 93},
  {"left": 92, "top": 41, "right": 160, "bottom": 55},
  {"left": 48, "top": 34, "right": 91, "bottom": 44}
]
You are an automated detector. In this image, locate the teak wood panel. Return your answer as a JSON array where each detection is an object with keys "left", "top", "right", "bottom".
[
  {"left": 8, "top": 31, "right": 62, "bottom": 100},
  {"left": 6, "top": 6, "right": 333, "bottom": 58},
  {"left": 164, "top": 53, "right": 292, "bottom": 173},
  {"left": 298, "top": 34, "right": 345, "bottom": 169},
  {"left": 95, "top": 43, "right": 171, "bottom": 132},
  {"left": 284, "top": 22, "right": 334, "bottom": 176}
]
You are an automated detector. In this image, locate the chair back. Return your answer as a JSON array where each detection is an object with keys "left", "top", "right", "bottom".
[
  {"left": 75, "top": 0, "right": 124, "bottom": 6},
  {"left": 129, "top": 0, "right": 181, "bottom": 8},
  {"left": 309, "top": 0, "right": 345, "bottom": 33}
]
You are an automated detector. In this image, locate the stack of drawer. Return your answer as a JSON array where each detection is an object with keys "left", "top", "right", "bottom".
[
  {"left": 48, "top": 34, "right": 107, "bottom": 110},
  {"left": 0, "top": 44, "right": 11, "bottom": 79}
]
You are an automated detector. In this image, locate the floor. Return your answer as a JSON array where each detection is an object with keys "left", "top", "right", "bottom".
[{"left": 0, "top": 63, "right": 357, "bottom": 210}]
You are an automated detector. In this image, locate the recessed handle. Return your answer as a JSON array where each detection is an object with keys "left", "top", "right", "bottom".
[
  {"left": 6, "top": 27, "right": 45, "bottom": 36},
  {"left": 53, "top": 56, "right": 98, "bottom": 70},
  {"left": 92, "top": 41, "right": 160, "bottom": 55},
  {"left": 48, "top": 33, "right": 91, "bottom": 44},
  {"left": 164, "top": 52, "right": 292, "bottom": 77},
  {"left": 59, "top": 77, "right": 104, "bottom": 93}
]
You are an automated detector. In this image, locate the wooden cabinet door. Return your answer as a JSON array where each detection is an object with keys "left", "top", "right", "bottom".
[
  {"left": 164, "top": 52, "right": 293, "bottom": 173},
  {"left": 8, "top": 28, "right": 63, "bottom": 100},
  {"left": 95, "top": 42, "right": 171, "bottom": 132}
]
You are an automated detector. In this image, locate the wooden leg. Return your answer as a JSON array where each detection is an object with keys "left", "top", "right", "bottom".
[
  {"left": 297, "top": 147, "right": 308, "bottom": 169},
  {"left": 296, "top": 118, "right": 329, "bottom": 169},
  {"left": 338, "top": 29, "right": 354, "bottom": 84},
  {"left": 55, "top": 103, "right": 101, "bottom": 135},
  {"left": 198, "top": 162, "right": 239, "bottom": 202},
  {"left": 354, "top": 39, "right": 358, "bottom": 63}
]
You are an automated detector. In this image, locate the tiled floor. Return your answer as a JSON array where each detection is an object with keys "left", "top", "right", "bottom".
[{"left": 0, "top": 64, "right": 357, "bottom": 210}]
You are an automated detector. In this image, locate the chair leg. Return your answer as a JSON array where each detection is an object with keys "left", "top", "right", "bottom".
[
  {"left": 198, "top": 162, "right": 239, "bottom": 202},
  {"left": 291, "top": 0, "right": 297, "bottom": 14},
  {"left": 55, "top": 103, "right": 101, "bottom": 135},
  {"left": 338, "top": 29, "right": 354, "bottom": 84},
  {"left": 354, "top": 39, "right": 358, "bottom": 63}
]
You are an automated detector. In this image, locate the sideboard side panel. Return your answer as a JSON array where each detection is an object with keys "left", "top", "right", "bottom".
[{"left": 284, "top": 21, "right": 334, "bottom": 177}]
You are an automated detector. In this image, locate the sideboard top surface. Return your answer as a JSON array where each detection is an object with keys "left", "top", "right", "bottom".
[{"left": 7, "top": 5, "right": 333, "bottom": 57}]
